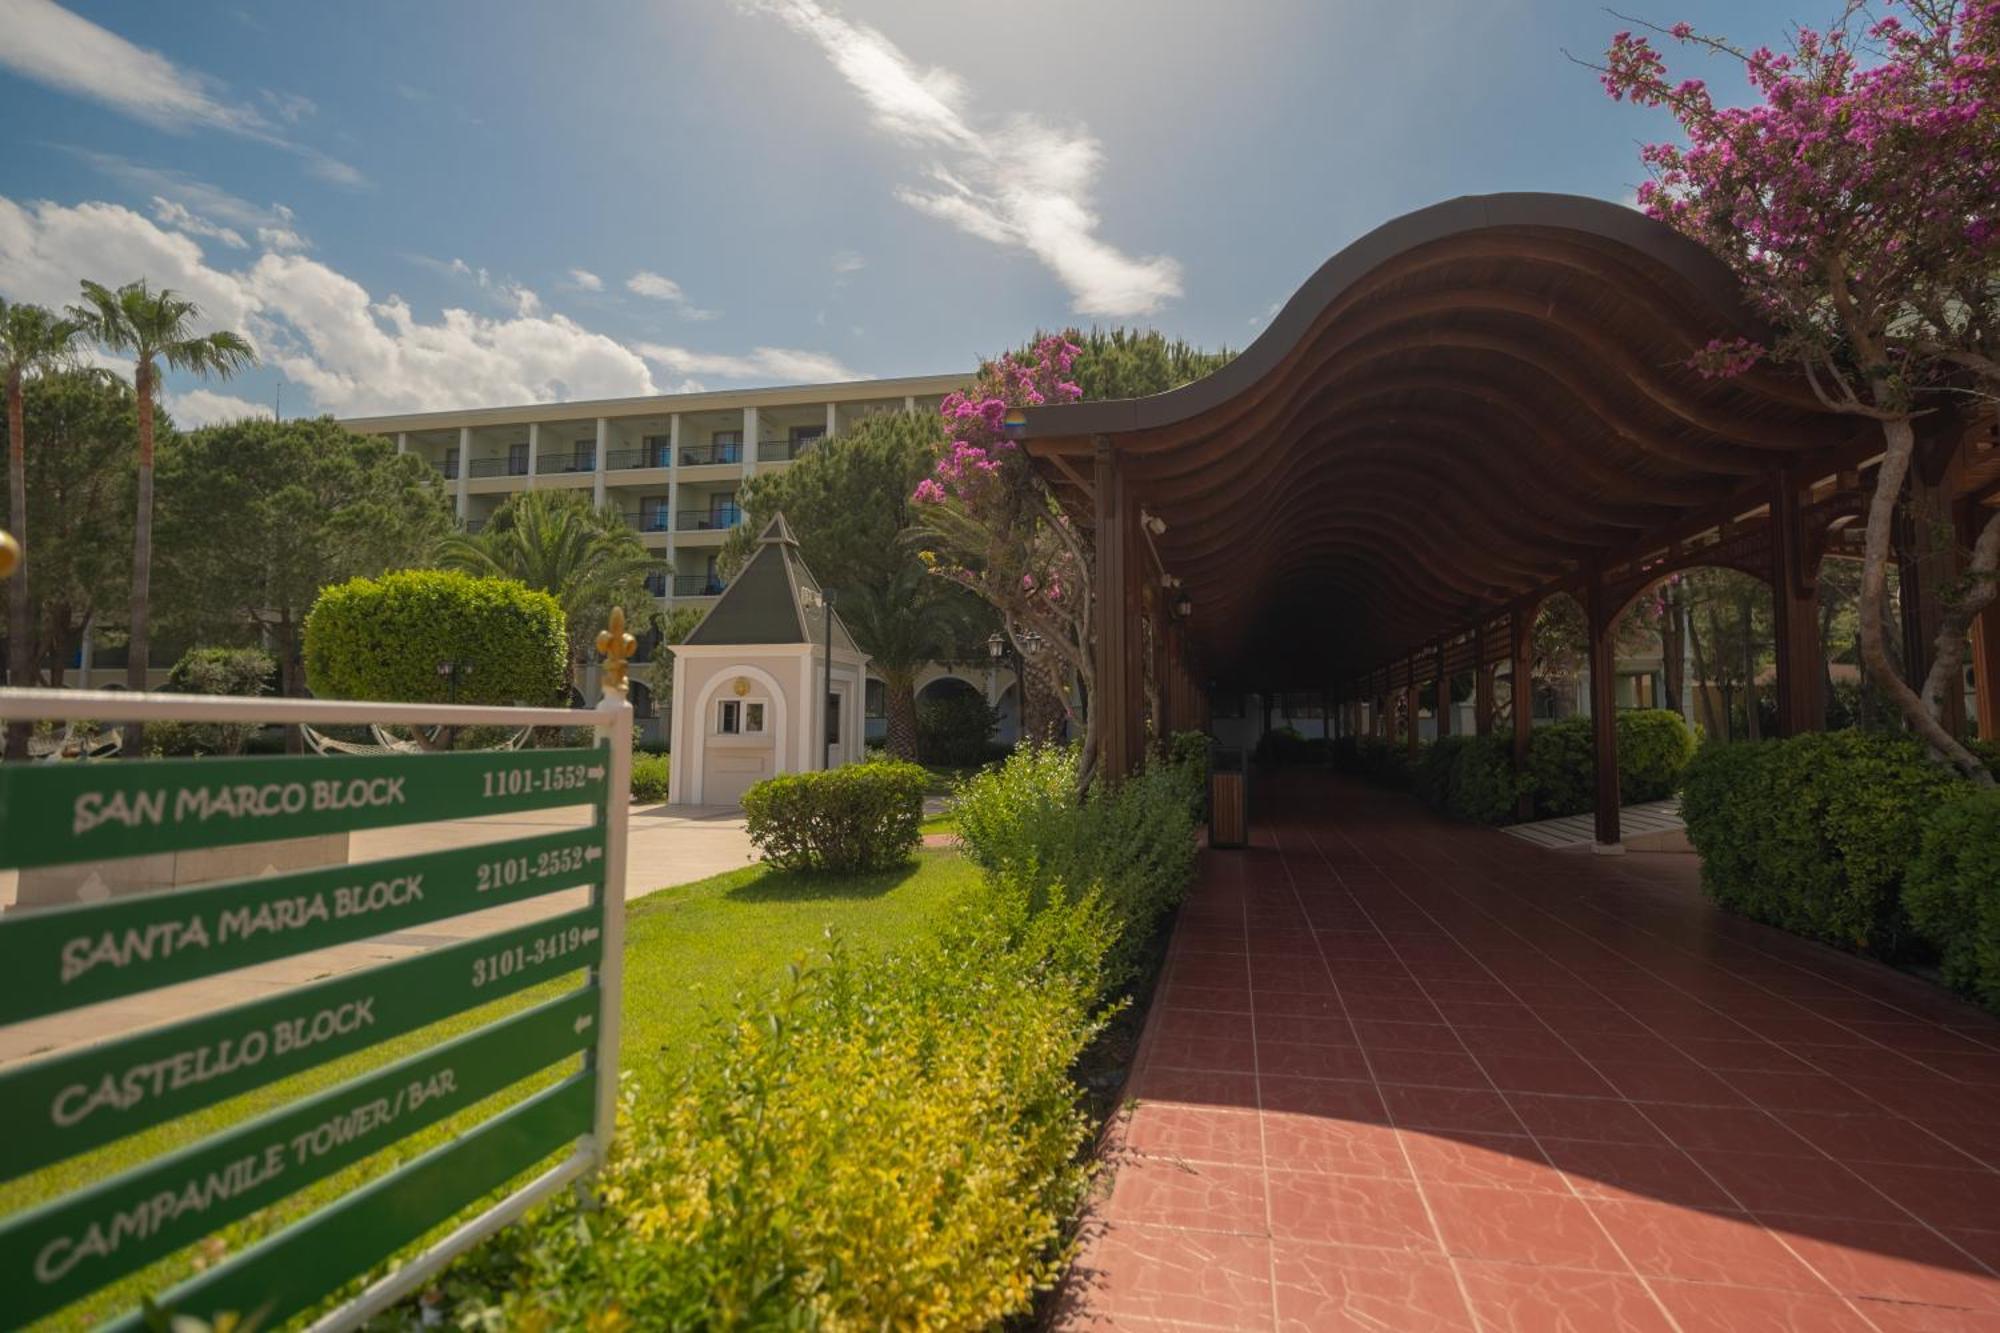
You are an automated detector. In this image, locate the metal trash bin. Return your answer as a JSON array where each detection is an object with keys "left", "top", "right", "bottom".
[{"left": 1209, "top": 747, "right": 1248, "bottom": 848}]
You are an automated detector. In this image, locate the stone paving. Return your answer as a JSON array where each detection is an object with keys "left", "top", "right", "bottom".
[
  {"left": 1057, "top": 774, "right": 2000, "bottom": 1332},
  {"left": 0, "top": 801, "right": 756, "bottom": 1065}
]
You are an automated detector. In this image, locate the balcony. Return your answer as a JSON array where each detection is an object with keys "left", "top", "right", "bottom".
[
  {"left": 467, "top": 456, "right": 528, "bottom": 479},
  {"left": 759, "top": 432, "right": 824, "bottom": 463},
  {"left": 675, "top": 573, "right": 725, "bottom": 597},
  {"left": 537, "top": 452, "right": 596, "bottom": 476},
  {"left": 677, "top": 442, "right": 741, "bottom": 467},
  {"left": 677, "top": 506, "right": 742, "bottom": 532},
  {"left": 643, "top": 571, "right": 667, "bottom": 597},
  {"left": 606, "top": 447, "right": 671, "bottom": 471},
  {"left": 625, "top": 508, "right": 673, "bottom": 534},
  {"left": 433, "top": 460, "right": 459, "bottom": 480}
]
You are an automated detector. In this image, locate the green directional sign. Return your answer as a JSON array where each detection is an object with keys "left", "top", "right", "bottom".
[
  {"left": 1, "top": 906, "right": 603, "bottom": 1181},
  {"left": 3, "top": 988, "right": 597, "bottom": 1327},
  {"left": 0, "top": 746, "right": 607, "bottom": 870},
  {"left": 0, "top": 827, "right": 606, "bottom": 1022},
  {"left": 100, "top": 1074, "right": 595, "bottom": 1333}
]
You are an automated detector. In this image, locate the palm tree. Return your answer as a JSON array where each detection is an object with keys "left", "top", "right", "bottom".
[
  {"left": 840, "top": 566, "right": 982, "bottom": 760},
  {"left": 1, "top": 299, "right": 84, "bottom": 759},
  {"left": 437, "top": 489, "right": 659, "bottom": 689},
  {"left": 69, "top": 281, "right": 254, "bottom": 743}
]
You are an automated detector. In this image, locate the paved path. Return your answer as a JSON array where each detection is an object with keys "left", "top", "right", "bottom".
[
  {"left": 1058, "top": 774, "right": 2000, "bottom": 1332},
  {"left": 1501, "top": 798, "right": 1685, "bottom": 852},
  {"left": 0, "top": 802, "right": 756, "bottom": 1065}
]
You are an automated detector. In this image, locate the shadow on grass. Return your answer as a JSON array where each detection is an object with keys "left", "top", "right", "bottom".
[{"left": 725, "top": 858, "right": 925, "bottom": 902}]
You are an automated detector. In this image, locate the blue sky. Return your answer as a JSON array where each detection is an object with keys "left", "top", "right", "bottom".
[{"left": 0, "top": 0, "right": 1800, "bottom": 423}]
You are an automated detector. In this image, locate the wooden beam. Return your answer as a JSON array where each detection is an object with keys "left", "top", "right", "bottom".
[
  {"left": 1974, "top": 604, "right": 2000, "bottom": 744},
  {"left": 1092, "top": 436, "right": 1134, "bottom": 780}
]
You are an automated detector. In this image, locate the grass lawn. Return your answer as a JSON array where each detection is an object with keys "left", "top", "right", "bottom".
[{"left": 10, "top": 848, "right": 981, "bottom": 1331}]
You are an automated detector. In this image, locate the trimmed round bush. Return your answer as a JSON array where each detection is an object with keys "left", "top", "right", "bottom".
[
  {"left": 1905, "top": 787, "right": 2000, "bottom": 1008},
  {"left": 1679, "top": 730, "right": 1966, "bottom": 952},
  {"left": 304, "top": 569, "right": 567, "bottom": 707},
  {"left": 1414, "top": 733, "right": 1523, "bottom": 824},
  {"left": 1618, "top": 708, "right": 1697, "bottom": 802},
  {"left": 742, "top": 759, "right": 926, "bottom": 873},
  {"left": 150, "top": 645, "right": 278, "bottom": 756}
]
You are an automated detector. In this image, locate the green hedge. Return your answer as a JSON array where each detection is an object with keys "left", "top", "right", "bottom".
[
  {"left": 954, "top": 743, "right": 1201, "bottom": 994},
  {"left": 303, "top": 569, "right": 567, "bottom": 707},
  {"left": 916, "top": 690, "right": 999, "bottom": 767},
  {"left": 741, "top": 759, "right": 926, "bottom": 873},
  {"left": 1524, "top": 710, "right": 1696, "bottom": 818},
  {"left": 630, "top": 752, "right": 670, "bottom": 803},
  {"left": 1679, "top": 731, "right": 1966, "bottom": 953},
  {"left": 1905, "top": 787, "right": 2000, "bottom": 1008},
  {"left": 1414, "top": 735, "right": 1524, "bottom": 824},
  {"left": 149, "top": 646, "right": 277, "bottom": 757},
  {"left": 447, "top": 887, "right": 1112, "bottom": 1329}
]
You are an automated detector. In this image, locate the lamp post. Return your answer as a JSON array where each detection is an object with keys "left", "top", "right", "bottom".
[
  {"left": 435, "top": 658, "right": 475, "bottom": 704},
  {"left": 820, "top": 587, "right": 835, "bottom": 769}
]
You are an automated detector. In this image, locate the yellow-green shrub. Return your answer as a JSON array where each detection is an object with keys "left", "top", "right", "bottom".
[
  {"left": 630, "top": 753, "right": 670, "bottom": 803},
  {"left": 303, "top": 568, "right": 566, "bottom": 707},
  {"left": 741, "top": 760, "right": 926, "bottom": 872},
  {"left": 441, "top": 887, "right": 1112, "bottom": 1330}
]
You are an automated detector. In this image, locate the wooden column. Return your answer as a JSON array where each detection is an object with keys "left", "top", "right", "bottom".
[
  {"left": 1770, "top": 471, "right": 1824, "bottom": 736},
  {"left": 1474, "top": 621, "right": 1496, "bottom": 736},
  {"left": 1433, "top": 641, "right": 1451, "bottom": 739},
  {"left": 1587, "top": 575, "right": 1622, "bottom": 850},
  {"left": 1511, "top": 607, "right": 1534, "bottom": 821},
  {"left": 1092, "top": 436, "right": 1135, "bottom": 780},
  {"left": 1975, "top": 603, "right": 2000, "bottom": 743}
]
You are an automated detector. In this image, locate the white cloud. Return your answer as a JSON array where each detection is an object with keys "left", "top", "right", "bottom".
[
  {"left": 151, "top": 197, "right": 246, "bottom": 249},
  {"left": 0, "top": 0, "right": 365, "bottom": 186},
  {"left": 568, "top": 268, "right": 604, "bottom": 291},
  {"left": 69, "top": 149, "right": 310, "bottom": 250},
  {"left": 637, "top": 343, "right": 862, "bottom": 384},
  {"left": 737, "top": 0, "right": 1181, "bottom": 316},
  {"left": 625, "top": 270, "right": 719, "bottom": 320},
  {"left": 0, "top": 193, "right": 867, "bottom": 414},
  {"left": 259, "top": 89, "right": 316, "bottom": 125},
  {"left": 831, "top": 250, "right": 866, "bottom": 274},
  {"left": 163, "top": 388, "right": 272, "bottom": 426}
]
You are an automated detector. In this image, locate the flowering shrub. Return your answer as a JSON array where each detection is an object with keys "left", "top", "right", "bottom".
[{"left": 1599, "top": 3, "right": 2000, "bottom": 781}]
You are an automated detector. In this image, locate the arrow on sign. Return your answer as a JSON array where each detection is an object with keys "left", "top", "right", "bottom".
[
  {"left": 586, "top": 766, "right": 606, "bottom": 780},
  {"left": 585, "top": 845, "right": 603, "bottom": 862},
  {"left": 582, "top": 927, "right": 601, "bottom": 944},
  {"left": 574, "top": 1013, "right": 595, "bottom": 1034}
]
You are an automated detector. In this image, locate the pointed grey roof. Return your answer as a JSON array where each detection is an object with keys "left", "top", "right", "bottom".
[{"left": 680, "top": 511, "right": 861, "bottom": 651}]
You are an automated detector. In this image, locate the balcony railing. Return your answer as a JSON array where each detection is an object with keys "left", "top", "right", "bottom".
[
  {"left": 759, "top": 433, "right": 824, "bottom": 463},
  {"left": 673, "top": 573, "right": 725, "bottom": 597},
  {"left": 643, "top": 572, "right": 667, "bottom": 597},
  {"left": 605, "top": 447, "right": 671, "bottom": 471},
  {"left": 537, "top": 452, "right": 595, "bottom": 476},
  {"left": 677, "top": 443, "right": 741, "bottom": 467},
  {"left": 434, "top": 460, "right": 460, "bottom": 480},
  {"left": 464, "top": 516, "right": 488, "bottom": 533},
  {"left": 624, "top": 508, "right": 673, "bottom": 533},
  {"left": 676, "top": 506, "right": 742, "bottom": 532},
  {"left": 467, "top": 456, "right": 528, "bottom": 479}
]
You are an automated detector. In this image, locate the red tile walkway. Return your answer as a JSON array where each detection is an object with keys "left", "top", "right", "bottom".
[{"left": 1058, "top": 774, "right": 2000, "bottom": 1332}]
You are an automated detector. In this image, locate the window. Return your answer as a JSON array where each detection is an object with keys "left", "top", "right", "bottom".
[
  {"left": 713, "top": 429, "right": 741, "bottom": 448},
  {"left": 573, "top": 440, "right": 594, "bottom": 471},
  {"left": 825, "top": 691, "right": 841, "bottom": 745},
  {"left": 865, "top": 679, "right": 886, "bottom": 719},
  {"left": 443, "top": 447, "right": 460, "bottom": 479},
  {"left": 641, "top": 496, "right": 670, "bottom": 531},
  {"left": 790, "top": 424, "right": 825, "bottom": 448},
  {"left": 718, "top": 699, "right": 740, "bottom": 734},
  {"left": 508, "top": 442, "right": 528, "bottom": 475},
  {"left": 642, "top": 434, "right": 670, "bottom": 467},
  {"left": 745, "top": 702, "right": 765, "bottom": 733}
]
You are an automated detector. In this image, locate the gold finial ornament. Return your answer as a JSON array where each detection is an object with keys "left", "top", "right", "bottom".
[
  {"left": 0, "top": 530, "right": 19, "bottom": 580},
  {"left": 596, "top": 606, "right": 637, "bottom": 695}
]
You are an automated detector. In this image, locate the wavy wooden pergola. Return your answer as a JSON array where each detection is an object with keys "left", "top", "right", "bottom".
[{"left": 1021, "top": 193, "right": 2000, "bottom": 847}]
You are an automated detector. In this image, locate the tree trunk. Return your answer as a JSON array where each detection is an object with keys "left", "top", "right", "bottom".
[
  {"left": 1688, "top": 600, "right": 1716, "bottom": 737},
  {"left": 1020, "top": 656, "right": 1066, "bottom": 746},
  {"left": 6, "top": 369, "right": 30, "bottom": 761},
  {"left": 126, "top": 359, "right": 154, "bottom": 756},
  {"left": 1659, "top": 586, "right": 1685, "bottom": 721},
  {"left": 884, "top": 668, "right": 919, "bottom": 761},
  {"left": 1857, "top": 415, "right": 1991, "bottom": 782}
]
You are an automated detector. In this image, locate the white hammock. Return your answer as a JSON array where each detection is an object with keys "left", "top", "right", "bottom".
[{"left": 29, "top": 724, "right": 123, "bottom": 761}]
